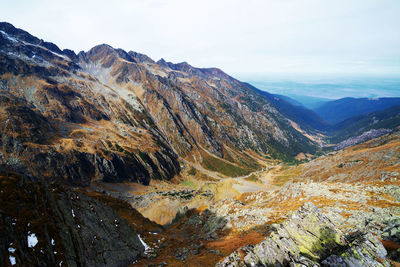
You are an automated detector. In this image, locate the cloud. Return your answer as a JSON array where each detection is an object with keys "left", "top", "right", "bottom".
[{"left": 1, "top": 0, "right": 399, "bottom": 76}]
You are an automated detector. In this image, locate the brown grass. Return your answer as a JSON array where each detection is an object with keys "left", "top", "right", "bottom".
[{"left": 207, "top": 232, "right": 265, "bottom": 254}]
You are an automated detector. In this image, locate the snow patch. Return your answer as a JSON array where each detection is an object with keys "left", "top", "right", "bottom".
[
  {"left": 0, "top": 30, "right": 18, "bottom": 43},
  {"left": 71, "top": 209, "right": 75, "bottom": 218},
  {"left": 9, "top": 255, "right": 16, "bottom": 265},
  {"left": 0, "top": 30, "right": 69, "bottom": 60},
  {"left": 27, "top": 233, "right": 38, "bottom": 248},
  {"left": 51, "top": 239, "right": 55, "bottom": 246},
  {"left": 137, "top": 234, "right": 152, "bottom": 254},
  {"left": 8, "top": 247, "right": 16, "bottom": 253}
]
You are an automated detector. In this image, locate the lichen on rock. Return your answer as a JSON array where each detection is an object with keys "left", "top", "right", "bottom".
[{"left": 216, "top": 202, "right": 390, "bottom": 267}]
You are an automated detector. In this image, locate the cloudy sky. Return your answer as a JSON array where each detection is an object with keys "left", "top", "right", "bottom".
[{"left": 1, "top": 0, "right": 399, "bottom": 78}]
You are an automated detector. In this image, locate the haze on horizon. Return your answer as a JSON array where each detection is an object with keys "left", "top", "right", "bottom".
[{"left": 1, "top": 0, "right": 399, "bottom": 86}]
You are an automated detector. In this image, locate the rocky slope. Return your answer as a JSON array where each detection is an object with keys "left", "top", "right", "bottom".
[
  {"left": 0, "top": 21, "right": 319, "bottom": 186},
  {"left": 328, "top": 105, "right": 400, "bottom": 146},
  {"left": 110, "top": 131, "right": 399, "bottom": 266},
  {"left": 0, "top": 171, "right": 145, "bottom": 266},
  {"left": 217, "top": 202, "right": 390, "bottom": 267}
]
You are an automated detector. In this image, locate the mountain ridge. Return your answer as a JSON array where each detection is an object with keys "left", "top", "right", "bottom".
[
  {"left": 313, "top": 96, "right": 400, "bottom": 124},
  {"left": 0, "top": 21, "right": 319, "bottom": 186}
]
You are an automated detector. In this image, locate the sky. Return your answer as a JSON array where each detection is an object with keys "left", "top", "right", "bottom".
[{"left": 1, "top": 0, "right": 400, "bottom": 79}]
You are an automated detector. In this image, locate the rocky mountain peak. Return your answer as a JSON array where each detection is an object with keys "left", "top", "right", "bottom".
[
  {"left": 0, "top": 21, "right": 73, "bottom": 59},
  {"left": 82, "top": 44, "right": 138, "bottom": 68},
  {"left": 84, "top": 43, "right": 116, "bottom": 60},
  {"left": 128, "top": 51, "right": 155, "bottom": 63}
]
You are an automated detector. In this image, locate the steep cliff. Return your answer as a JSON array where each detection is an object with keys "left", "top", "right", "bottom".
[{"left": 0, "top": 172, "right": 145, "bottom": 266}]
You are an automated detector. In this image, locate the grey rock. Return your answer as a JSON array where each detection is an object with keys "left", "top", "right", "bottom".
[
  {"left": 0, "top": 175, "right": 144, "bottom": 267},
  {"left": 322, "top": 232, "right": 389, "bottom": 267},
  {"left": 216, "top": 202, "right": 390, "bottom": 267}
]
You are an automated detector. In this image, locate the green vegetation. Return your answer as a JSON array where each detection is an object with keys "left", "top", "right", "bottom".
[
  {"left": 236, "top": 152, "right": 261, "bottom": 170},
  {"left": 114, "top": 143, "right": 125, "bottom": 152},
  {"left": 201, "top": 152, "right": 251, "bottom": 177},
  {"left": 133, "top": 109, "right": 157, "bottom": 128},
  {"left": 271, "top": 166, "right": 302, "bottom": 186},
  {"left": 222, "top": 148, "right": 235, "bottom": 163},
  {"left": 123, "top": 150, "right": 135, "bottom": 158},
  {"left": 188, "top": 167, "right": 197, "bottom": 176},
  {"left": 101, "top": 148, "right": 111, "bottom": 156},
  {"left": 245, "top": 174, "right": 259, "bottom": 182},
  {"left": 329, "top": 106, "right": 400, "bottom": 144},
  {"left": 138, "top": 150, "right": 147, "bottom": 161},
  {"left": 106, "top": 140, "right": 113, "bottom": 149},
  {"left": 181, "top": 180, "right": 195, "bottom": 188}
]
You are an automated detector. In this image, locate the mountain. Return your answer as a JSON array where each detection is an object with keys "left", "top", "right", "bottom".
[
  {"left": 313, "top": 97, "right": 400, "bottom": 124},
  {"left": 0, "top": 22, "right": 319, "bottom": 186},
  {"left": 328, "top": 105, "right": 400, "bottom": 146},
  {"left": 1, "top": 21, "right": 399, "bottom": 267},
  {"left": 245, "top": 83, "right": 329, "bottom": 131},
  {"left": 286, "top": 94, "right": 331, "bottom": 109},
  {"left": 272, "top": 94, "right": 303, "bottom": 106}
]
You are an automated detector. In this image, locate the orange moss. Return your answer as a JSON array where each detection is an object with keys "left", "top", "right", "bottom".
[
  {"left": 366, "top": 198, "right": 400, "bottom": 208},
  {"left": 207, "top": 232, "right": 265, "bottom": 254}
]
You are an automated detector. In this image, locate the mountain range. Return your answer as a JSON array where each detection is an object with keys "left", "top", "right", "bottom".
[
  {"left": 0, "top": 21, "right": 323, "bottom": 186},
  {"left": 313, "top": 97, "right": 400, "bottom": 124},
  {"left": 1, "top": 21, "right": 400, "bottom": 266}
]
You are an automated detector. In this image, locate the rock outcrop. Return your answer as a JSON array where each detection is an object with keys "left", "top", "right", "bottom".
[
  {"left": 217, "top": 202, "right": 390, "bottom": 267},
  {"left": 334, "top": 128, "right": 392, "bottom": 150},
  {"left": 381, "top": 217, "right": 400, "bottom": 261},
  {"left": 0, "top": 172, "right": 144, "bottom": 266}
]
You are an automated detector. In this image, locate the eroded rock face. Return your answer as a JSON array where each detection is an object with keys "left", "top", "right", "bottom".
[
  {"left": 0, "top": 173, "right": 144, "bottom": 266},
  {"left": 0, "top": 21, "right": 319, "bottom": 186},
  {"left": 216, "top": 202, "right": 390, "bottom": 267}
]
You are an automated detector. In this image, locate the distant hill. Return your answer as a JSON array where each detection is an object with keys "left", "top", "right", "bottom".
[
  {"left": 245, "top": 83, "right": 329, "bottom": 131},
  {"left": 328, "top": 105, "right": 400, "bottom": 144},
  {"left": 272, "top": 94, "right": 303, "bottom": 107},
  {"left": 287, "top": 94, "right": 331, "bottom": 109},
  {"left": 313, "top": 97, "right": 400, "bottom": 124}
]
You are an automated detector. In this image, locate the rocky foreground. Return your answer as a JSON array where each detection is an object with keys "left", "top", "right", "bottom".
[
  {"left": 1, "top": 131, "right": 400, "bottom": 266},
  {"left": 217, "top": 202, "right": 390, "bottom": 267}
]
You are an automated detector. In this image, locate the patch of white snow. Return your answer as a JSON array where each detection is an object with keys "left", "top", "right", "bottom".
[
  {"left": 137, "top": 234, "right": 152, "bottom": 254},
  {"left": 27, "top": 233, "right": 38, "bottom": 248},
  {"left": 9, "top": 255, "right": 16, "bottom": 265}
]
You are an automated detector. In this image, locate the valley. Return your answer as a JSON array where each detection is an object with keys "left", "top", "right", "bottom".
[
  {"left": 0, "top": 21, "right": 399, "bottom": 266},
  {"left": 84, "top": 129, "right": 400, "bottom": 266}
]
